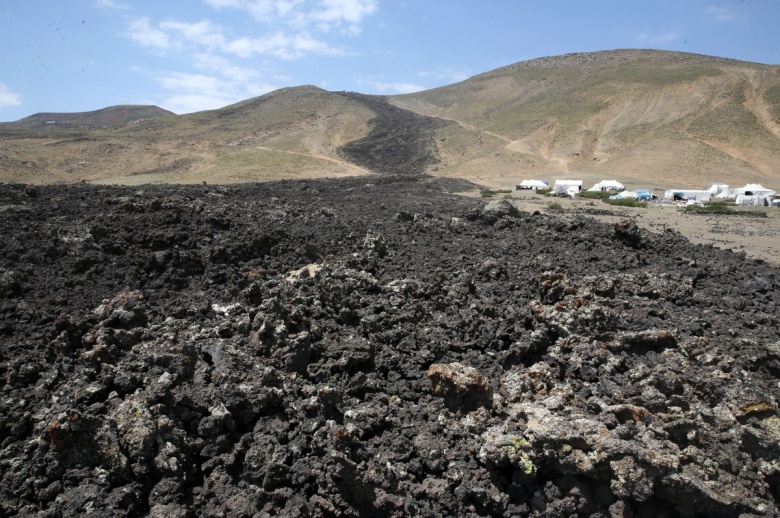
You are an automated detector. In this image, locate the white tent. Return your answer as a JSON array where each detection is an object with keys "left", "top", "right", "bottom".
[
  {"left": 553, "top": 180, "right": 583, "bottom": 197},
  {"left": 736, "top": 184, "right": 776, "bottom": 197},
  {"left": 664, "top": 189, "right": 712, "bottom": 202},
  {"left": 706, "top": 183, "right": 731, "bottom": 195},
  {"left": 516, "top": 179, "right": 549, "bottom": 190},
  {"left": 609, "top": 190, "right": 638, "bottom": 200},
  {"left": 715, "top": 188, "right": 736, "bottom": 200},
  {"left": 588, "top": 180, "right": 624, "bottom": 192},
  {"left": 736, "top": 194, "right": 771, "bottom": 207}
]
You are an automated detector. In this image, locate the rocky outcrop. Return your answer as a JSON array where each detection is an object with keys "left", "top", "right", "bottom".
[{"left": 1, "top": 177, "right": 779, "bottom": 516}]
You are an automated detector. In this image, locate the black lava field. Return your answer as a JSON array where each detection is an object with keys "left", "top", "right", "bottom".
[{"left": 2, "top": 176, "right": 780, "bottom": 517}]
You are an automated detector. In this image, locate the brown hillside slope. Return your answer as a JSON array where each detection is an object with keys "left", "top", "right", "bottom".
[
  {"left": 5, "top": 105, "right": 175, "bottom": 129},
  {"left": 391, "top": 49, "right": 780, "bottom": 190},
  {"left": 0, "top": 87, "right": 378, "bottom": 184}
]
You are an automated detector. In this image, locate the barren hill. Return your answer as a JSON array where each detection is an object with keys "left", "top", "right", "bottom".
[
  {"left": 1, "top": 50, "right": 779, "bottom": 189},
  {"left": 391, "top": 49, "right": 780, "bottom": 190},
  {"left": 8, "top": 105, "right": 175, "bottom": 130}
]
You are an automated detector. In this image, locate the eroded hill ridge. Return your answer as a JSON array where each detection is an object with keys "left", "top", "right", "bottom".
[{"left": 1, "top": 49, "right": 779, "bottom": 188}]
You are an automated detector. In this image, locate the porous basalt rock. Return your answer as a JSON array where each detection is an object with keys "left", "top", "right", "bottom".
[{"left": 1, "top": 176, "right": 780, "bottom": 517}]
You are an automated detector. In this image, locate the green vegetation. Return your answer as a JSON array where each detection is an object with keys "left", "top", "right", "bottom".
[
  {"left": 706, "top": 200, "right": 736, "bottom": 207},
  {"left": 683, "top": 202, "right": 734, "bottom": 213},
  {"left": 581, "top": 190, "right": 613, "bottom": 200},
  {"left": 535, "top": 188, "right": 552, "bottom": 196},
  {"left": 604, "top": 198, "right": 647, "bottom": 208},
  {"left": 480, "top": 188, "right": 513, "bottom": 198},
  {"left": 547, "top": 202, "right": 564, "bottom": 211}
]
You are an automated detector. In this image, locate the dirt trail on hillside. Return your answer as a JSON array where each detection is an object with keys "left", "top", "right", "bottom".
[{"left": 256, "top": 146, "right": 371, "bottom": 174}]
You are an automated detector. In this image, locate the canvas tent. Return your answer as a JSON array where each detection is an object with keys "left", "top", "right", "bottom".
[
  {"left": 588, "top": 180, "right": 624, "bottom": 192},
  {"left": 706, "top": 183, "right": 731, "bottom": 196},
  {"left": 609, "top": 190, "right": 638, "bottom": 200},
  {"left": 553, "top": 180, "right": 583, "bottom": 197},
  {"left": 516, "top": 179, "right": 549, "bottom": 190},
  {"left": 736, "top": 184, "right": 776, "bottom": 197},
  {"left": 635, "top": 189, "right": 655, "bottom": 201},
  {"left": 736, "top": 195, "right": 772, "bottom": 207},
  {"left": 663, "top": 189, "right": 712, "bottom": 202}
]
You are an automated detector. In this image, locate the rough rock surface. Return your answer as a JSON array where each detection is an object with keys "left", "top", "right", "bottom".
[{"left": 1, "top": 176, "right": 780, "bottom": 517}]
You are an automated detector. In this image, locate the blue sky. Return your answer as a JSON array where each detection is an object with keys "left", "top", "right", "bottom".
[{"left": 1, "top": 0, "right": 778, "bottom": 121}]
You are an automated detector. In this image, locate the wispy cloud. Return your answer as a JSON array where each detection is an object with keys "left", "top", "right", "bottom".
[
  {"left": 634, "top": 30, "right": 679, "bottom": 45},
  {"left": 124, "top": 1, "right": 379, "bottom": 113},
  {"left": 705, "top": 5, "right": 734, "bottom": 21},
  {"left": 419, "top": 67, "right": 470, "bottom": 84},
  {"left": 204, "top": 0, "right": 378, "bottom": 33},
  {"left": 127, "top": 17, "right": 173, "bottom": 50},
  {"left": 126, "top": 16, "right": 347, "bottom": 59},
  {"left": 154, "top": 71, "right": 276, "bottom": 113},
  {"left": 95, "top": 0, "right": 131, "bottom": 10},
  {"left": 0, "top": 84, "right": 22, "bottom": 109}
]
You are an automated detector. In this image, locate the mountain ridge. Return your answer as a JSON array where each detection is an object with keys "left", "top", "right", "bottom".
[
  {"left": 6, "top": 105, "right": 175, "bottom": 130},
  {"left": 1, "top": 49, "right": 779, "bottom": 189}
]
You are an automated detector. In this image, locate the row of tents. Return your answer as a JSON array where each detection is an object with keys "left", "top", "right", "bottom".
[
  {"left": 664, "top": 183, "right": 778, "bottom": 206},
  {"left": 516, "top": 179, "right": 778, "bottom": 206},
  {"left": 517, "top": 179, "right": 629, "bottom": 197}
]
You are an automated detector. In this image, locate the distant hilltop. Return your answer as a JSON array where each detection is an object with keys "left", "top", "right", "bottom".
[
  {"left": 1, "top": 49, "right": 779, "bottom": 187},
  {"left": 8, "top": 105, "right": 175, "bottom": 129}
]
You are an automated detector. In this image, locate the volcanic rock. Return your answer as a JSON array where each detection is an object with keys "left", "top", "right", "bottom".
[{"left": 1, "top": 176, "right": 779, "bottom": 516}]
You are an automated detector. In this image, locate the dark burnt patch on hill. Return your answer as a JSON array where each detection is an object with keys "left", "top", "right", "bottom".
[
  {"left": 1, "top": 179, "right": 780, "bottom": 517},
  {"left": 337, "top": 92, "right": 450, "bottom": 175}
]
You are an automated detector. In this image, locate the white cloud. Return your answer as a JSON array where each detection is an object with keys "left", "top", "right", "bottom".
[
  {"left": 159, "top": 19, "right": 227, "bottom": 49},
  {"left": 154, "top": 71, "right": 276, "bottom": 114},
  {"left": 157, "top": 72, "right": 231, "bottom": 94},
  {"left": 161, "top": 93, "right": 238, "bottom": 114},
  {"left": 419, "top": 67, "right": 470, "bottom": 84},
  {"left": 705, "top": 6, "right": 734, "bottom": 21},
  {"left": 635, "top": 31, "right": 679, "bottom": 44},
  {"left": 125, "top": 1, "right": 380, "bottom": 113},
  {"left": 194, "top": 53, "right": 260, "bottom": 82},
  {"left": 359, "top": 78, "right": 425, "bottom": 94},
  {"left": 127, "top": 17, "right": 173, "bottom": 50},
  {"left": 306, "top": 0, "right": 378, "bottom": 33},
  {"left": 96, "top": 0, "right": 131, "bottom": 10},
  {"left": 222, "top": 31, "right": 343, "bottom": 59},
  {"left": 127, "top": 17, "right": 343, "bottom": 60},
  {"left": 203, "top": 0, "right": 377, "bottom": 33},
  {"left": 0, "top": 84, "right": 22, "bottom": 108}
]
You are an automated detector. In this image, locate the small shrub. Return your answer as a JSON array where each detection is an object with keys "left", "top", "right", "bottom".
[
  {"left": 548, "top": 202, "right": 563, "bottom": 211},
  {"left": 604, "top": 198, "right": 647, "bottom": 208},
  {"left": 684, "top": 203, "right": 733, "bottom": 213},
  {"left": 535, "top": 188, "right": 552, "bottom": 196},
  {"left": 480, "top": 188, "right": 495, "bottom": 198},
  {"left": 581, "top": 191, "right": 614, "bottom": 200},
  {"left": 705, "top": 200, "right": 736, "bottom": 208}
]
